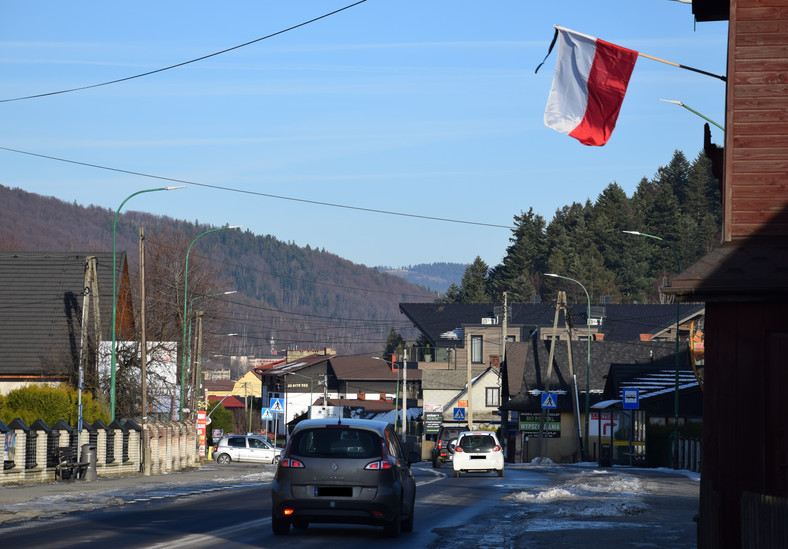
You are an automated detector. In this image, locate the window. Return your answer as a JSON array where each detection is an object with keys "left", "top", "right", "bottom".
[
  {"left": 486, "top": 387, "right": 500, "bottom": 407},
  {"left": 471, "top": 335, "right": 483, "bottom": 363},
  {"left": 292, "top": 428, "right": 380, "bottom": 459}
]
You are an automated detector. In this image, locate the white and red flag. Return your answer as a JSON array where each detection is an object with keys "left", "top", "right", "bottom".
[{"left": 543, "top": 27, "right": 638, "bottom": 146}]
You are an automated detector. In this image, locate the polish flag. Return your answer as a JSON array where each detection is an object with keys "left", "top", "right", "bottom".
[{"left": 544, "top": 27, "right": 638, "bottom": 146}]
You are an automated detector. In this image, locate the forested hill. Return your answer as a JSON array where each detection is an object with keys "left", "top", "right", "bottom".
[
  {"left": 0, "top": 185, "right": 437, "bottom": 357},
  {"left": 378, "top": 263, "right": 467, "bottom": 294}
]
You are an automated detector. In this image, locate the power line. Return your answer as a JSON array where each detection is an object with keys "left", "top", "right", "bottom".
[
  {"left": 0, "top": 1, "right": 370, "bottom": 103},
  {"left": 0, "top": 145, "right": 513, "bottom": 230}
]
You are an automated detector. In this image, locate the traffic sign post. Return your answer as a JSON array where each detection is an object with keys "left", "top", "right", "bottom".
[
  {"left": 268, "top": 398, "right": 285, "bottom": 447},
  {"left": 541, "top": 393, "right": 558, "bottom": 409},
  {"left": 269, "top": 398, "right": 284, "bottom": 414},
  {"left": 622, "top": 388, "right": 639, "bottom": 409}
]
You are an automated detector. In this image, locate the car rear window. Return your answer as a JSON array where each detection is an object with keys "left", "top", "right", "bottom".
[
  {"left": 458, "top": 435, "right": 496, "bottom": 451},
  {"left": 291, "top": 427, "right": 382, "bottom": 459},
  {"left": 440, "top": 428, "right": 461, "bottom": 439}
]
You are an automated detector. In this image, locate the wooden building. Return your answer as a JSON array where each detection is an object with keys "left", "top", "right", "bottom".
[{"left": 668, "top": 2, "right": 788, "bottom": 547}]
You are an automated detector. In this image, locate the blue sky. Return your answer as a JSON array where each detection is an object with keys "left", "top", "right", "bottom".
[{"left": 1, "top": 1, "right": 728, "bottom": 269}]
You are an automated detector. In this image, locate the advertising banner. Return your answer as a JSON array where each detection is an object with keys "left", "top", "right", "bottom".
[{"left": 519, "top": 412, "right": 561, "bottom": 438}]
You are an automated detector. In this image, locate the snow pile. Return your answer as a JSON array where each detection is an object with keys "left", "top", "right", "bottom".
[{"left": 504, "top": 468, "right": 649, "bottom": 522}]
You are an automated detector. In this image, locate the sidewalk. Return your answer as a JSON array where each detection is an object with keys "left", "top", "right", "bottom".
[{"left": 0, "top": 463, "right": 275, "bottom": 526}]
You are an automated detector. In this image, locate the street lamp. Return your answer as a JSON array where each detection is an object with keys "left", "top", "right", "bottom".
[
  {"left": 545, "top": 273, "right": 591, "bottom": 460},
  {"left": 623, "top": 230, "right": 682, "bottom": 468},
  {"left": 111, "top": 186, "right": 184, "bottom": 418},
  {"left": 658, "top": 99, "right": 725, "bottom": 132},
  {"left": 179, "top": 225, "right": 240, "bottom": 420}
]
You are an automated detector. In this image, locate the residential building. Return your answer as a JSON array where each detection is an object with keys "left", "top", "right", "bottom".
[
  {"left": 0, "top": 251, "right": 127, "bottom": 395},
  {"left": 255, "top": 354, "right": 412, "bottom": 438}
]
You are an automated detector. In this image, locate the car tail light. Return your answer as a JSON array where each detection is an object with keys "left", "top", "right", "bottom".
[
  {"left": 455, "top": 446, "right": 464, "bottom": 452},
  {"left": 437, "top": 439, "right": 443, "bottom": 449},
  {"left": 283, "top": 508, "right": 295, "bottom": 516},
  {"left": 493, "top": 445, "right": 501, "bottom": 452},
  {"left": 364, "top": 459, "right": 393, "bottom": 470},
  {"left": 279, "top": 458, "right": 305, "bottom": 468}
]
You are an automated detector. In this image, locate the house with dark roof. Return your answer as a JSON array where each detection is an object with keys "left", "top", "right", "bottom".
[
  {"left": 500, "top": 336, "right": 700, "bottom": 465},
  {"left": 0, "top": 251, "right": 130, "bottom": 395},
  {"left": 399, "top": 301, "right": 704, "bottom": 464},
  {"left": 255, "top": 354, "right": 419, "bottom": 438},
  {"left": 398, "top": 301, "right": 705, "bottom": 370}
]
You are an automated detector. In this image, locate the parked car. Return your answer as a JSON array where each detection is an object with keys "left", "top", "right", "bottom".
[
  {"left": 451, "top": 431, "right": 504, "bottom": 478},
  {"left": 271, "top": 418, "right": 417, "bottom": 537},
  {"left": 431, "top": 425, "right": 463, "bottom": 468},
  {"left": 212, "top": 435, "right": 282, "bottom": 465}
]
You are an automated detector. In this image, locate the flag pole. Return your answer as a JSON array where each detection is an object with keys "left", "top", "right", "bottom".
[
  {"left": 637, "top": 52, "right": 726, "bottom": 82},
  {"left": 539, "top": 26, "right": 726, "bottom": 83}
]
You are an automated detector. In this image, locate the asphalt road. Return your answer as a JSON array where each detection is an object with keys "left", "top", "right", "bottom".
[{"left": 0, "top": 462, "right": 699, "bottom": 548}]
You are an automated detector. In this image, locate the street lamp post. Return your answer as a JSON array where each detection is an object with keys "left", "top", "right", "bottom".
[
  {"left": 545, "top": 273, "right": 591, "bottom": 459},
  {"left": 623, "top": 230, "right": 682, "bottom": 468},
  {"left": 179, "top": 225, "right": 240, "bottom": 421},
  {"left": 111, "top": 186, "right": 184, "bottom": 419}
]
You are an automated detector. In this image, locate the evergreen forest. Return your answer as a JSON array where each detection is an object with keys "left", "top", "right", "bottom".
[{"left": 444, "top": 149, "right": 720, "bottom": 306}]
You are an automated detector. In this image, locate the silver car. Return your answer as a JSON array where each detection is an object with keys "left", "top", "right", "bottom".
[
  {"left": 212, "top": 435, "right": 282, "bottom": 465},
  {"left": 271, "top": 418, "right": 417, "bottom": 537}
]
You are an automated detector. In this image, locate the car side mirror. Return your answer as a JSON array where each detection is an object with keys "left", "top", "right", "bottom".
[{"left": 407, "top": 451, "right": 420, "bottom": 467}]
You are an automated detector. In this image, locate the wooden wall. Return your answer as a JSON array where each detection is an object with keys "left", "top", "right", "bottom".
[{"left": 726, "top": 3, "right": 788, "bottom": 239}]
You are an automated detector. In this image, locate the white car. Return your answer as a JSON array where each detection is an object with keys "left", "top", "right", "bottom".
[
  {"left": 212, "top": 435, "right": 282, "bottom": 465},
  {"left": 451, "top": 431, "right": 504, "bottom": 477}
]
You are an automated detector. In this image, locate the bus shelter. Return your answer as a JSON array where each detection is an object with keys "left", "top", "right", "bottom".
[{"left": 590, "top": 400, "right": 646, "bottom": 467}]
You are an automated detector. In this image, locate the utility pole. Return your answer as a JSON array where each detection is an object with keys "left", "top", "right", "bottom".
[
  {"left": 501, "top": 291, "right": 508, "bottom": 364},
  {"left": 139, "top": 228, "right": 151, "bottom": 475},
  {"left": 499, "top": 292, "right": 508, "bottom": 457},
  {"left": 77, "top": 256, "right": 100, "bottom": 466},
  {"left": 402, "top": 348, "right": 408, "bottom": 440},
  {"left": 466, "top": 331, "right": 473, "bottom": 430},
  {"left": 192, "top": 312, "right": 203, "bottom": 414}
]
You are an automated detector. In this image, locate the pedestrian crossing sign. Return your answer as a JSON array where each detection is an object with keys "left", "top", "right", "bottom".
[
  {"left": 541, "top": 393, "right": 557, "bottom": 409},
  {"left": 261, "top": 408, "right": 273, "bottom": 420},
  {"left": 453, "top": 407, "right": 466, "bottom": 421},
  {"left": 269, "top": 398, "right": 285, "bottom": 413}
]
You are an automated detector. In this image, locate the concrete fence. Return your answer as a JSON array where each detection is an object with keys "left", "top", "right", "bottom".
[{"left": 0, "top": 417, "right": 197, "bottom": 486}]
